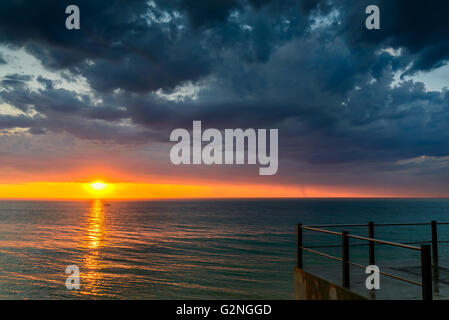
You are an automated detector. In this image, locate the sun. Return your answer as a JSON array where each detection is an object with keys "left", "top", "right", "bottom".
[
  {"left": 84, "top": 181, "right": 113, "bottom": 198},
  {"left": 90, "top": 181, "right": 107, "bottom": 191}
]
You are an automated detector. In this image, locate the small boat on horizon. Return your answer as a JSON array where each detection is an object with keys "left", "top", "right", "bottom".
[{"left": 104, "top": 202, "right": 111, "bottom": 206}]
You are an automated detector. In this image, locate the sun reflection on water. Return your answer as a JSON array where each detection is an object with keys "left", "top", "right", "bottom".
[{"left": 81, "top": 199, "right": 107, "bottom": 295}]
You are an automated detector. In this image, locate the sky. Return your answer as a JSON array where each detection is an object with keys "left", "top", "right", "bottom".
[{"left": 1, "top": 0, "right": 449, "bottom": 199}]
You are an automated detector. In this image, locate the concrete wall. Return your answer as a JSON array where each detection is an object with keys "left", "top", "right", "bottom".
[{"left": 294, "top": 268, "right": 367, "bottom": 300}]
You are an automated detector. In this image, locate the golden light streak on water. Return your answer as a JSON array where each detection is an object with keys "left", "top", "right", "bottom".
[{"left": 81, "top": 199, "right": 106, "bottom": 295}]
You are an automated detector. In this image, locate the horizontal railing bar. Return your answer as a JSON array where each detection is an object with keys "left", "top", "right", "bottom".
[
  {"left": 303, "top": 239, "right": 449, "bottom": 249},
  {"left": 304, "top": 243, "right": 369, "bottom": 248},
  {"left": 301, "top": 247, "right": 422, "bottom": 287},
  {"left": 377, "top": 222, "right": 449, "bottom": 226},
  {"left": 306, "top": 223, "right": 368, "bottom": 228},
  {"left": 347, "top": 234, "right": 421, "bottom": 251},
  {"left": 306, "top": 222, "right": 449, "bottom": 228},
  {"left": 376, "top": 223, "right": 433, "bottom": 226},
  {"left": 301, "top": 226, "right": 421, "bottom": 250},
  {"left": 302, "top": 247, "right": 342, "bottom": 262},
  {"left": 301, "top": 226, "right": 343, "bottom": 236}
]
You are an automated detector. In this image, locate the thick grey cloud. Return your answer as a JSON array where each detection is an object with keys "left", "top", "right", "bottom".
[
  {"left": 0, "top": 0, "right": 213, "bottom": 92},
  {"left": 0, "top": 114, "right": 35, "bottom": 129},
  {"left": 0, "top": 0, "right": 320, "bottom": 92},
  {"left": 339, "top": 0, "right": 449, "bottom": 75},
  {"left": 1, "top": 73, "right": 33, "bottom": 89}
]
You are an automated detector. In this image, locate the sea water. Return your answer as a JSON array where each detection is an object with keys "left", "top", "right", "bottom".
[{"left": 1, "top": 199, "right": 449, "bottom": 299}]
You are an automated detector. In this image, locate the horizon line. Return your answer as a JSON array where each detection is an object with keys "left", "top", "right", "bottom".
[{"left": 1, "top": 196, "right": 449, "bottom": 201}]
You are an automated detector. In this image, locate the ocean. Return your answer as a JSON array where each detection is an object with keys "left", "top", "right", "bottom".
[{"left": 1, "top": 198, "right": 449, "bottom": 299}]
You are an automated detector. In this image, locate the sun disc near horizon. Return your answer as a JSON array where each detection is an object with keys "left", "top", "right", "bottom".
[
  {"left": 85, "top": 181, "right": 113, "bottom": 198},
  {"left": 90, "top": 181, "right": 108, "bottom": 191}
]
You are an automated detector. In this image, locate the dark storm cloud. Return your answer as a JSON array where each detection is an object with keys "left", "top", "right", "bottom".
[
  {"left": 1, "top": 73, "right": 33, "bottom": 89},
  {"left": 1, "top": 83, "right": 85, "bottom": 114},
  {"left": 0, "top": 0, "right": 212, "bottom": 92},
  {"left": 176, "top": 0, "right": 296, "bottom": 29},
  {"left": 339, "top": 0, "right": 449, "bottom": 75},
  {"left": 0, "top": 80, "right": 142, "bottom": 142},
  {"left": 0, "top": 0, "right": 316, "bottom": 92},
  {"left": 0, "top": 114, "right": 35, "bottom": 129},
  {"left": 1, "top": 0, "right": 449, "bottom": 188},
  {"left": 85, "top": 106, "right": 128, "bottom": 122},
  {"left": 179, "top": 0, "right": 241, "bottom": 28},
  {"left": 36, "top": 76, "right": 55, "bottom": 90}
]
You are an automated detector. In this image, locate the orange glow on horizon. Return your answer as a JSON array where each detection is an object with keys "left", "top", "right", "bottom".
[{"left": 0, "top": 180, "right": 418, "bottom": 200}]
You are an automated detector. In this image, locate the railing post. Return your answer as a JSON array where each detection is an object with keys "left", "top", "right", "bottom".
[
  {"left": 431, "top": 221, "right": 438, "bottom": 266},
  {"left": 342, "top": 231, "right": 350, "bottom": 288},
  {"left": 297, "top": 224, "right": 303, "bottom": 268},
  {"left": 368, "top": 222, "right": 375, "bottom": 265},
  {"left": 420, "top": 244, "right": 433, "bottom": 300}
]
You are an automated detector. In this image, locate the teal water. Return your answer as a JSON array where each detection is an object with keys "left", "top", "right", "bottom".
[{"left": 1, "top": 199, "right": 449, "bottom": 299}]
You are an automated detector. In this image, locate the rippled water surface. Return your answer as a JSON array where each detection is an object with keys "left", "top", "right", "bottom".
[{"left": 1, "top": 199, "right": 449, "bottom": 299}]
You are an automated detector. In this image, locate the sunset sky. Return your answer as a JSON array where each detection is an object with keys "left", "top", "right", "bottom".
[{"left": 1, "top": 0, "right": 449, "bottom": 199}]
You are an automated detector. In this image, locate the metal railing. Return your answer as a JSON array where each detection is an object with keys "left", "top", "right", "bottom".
[
  {"left": 305, "top": 221, "right": 447, "bottom": 265},
  {"left": 295, "top": 221, "right": 448, "bottom": 300}
]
